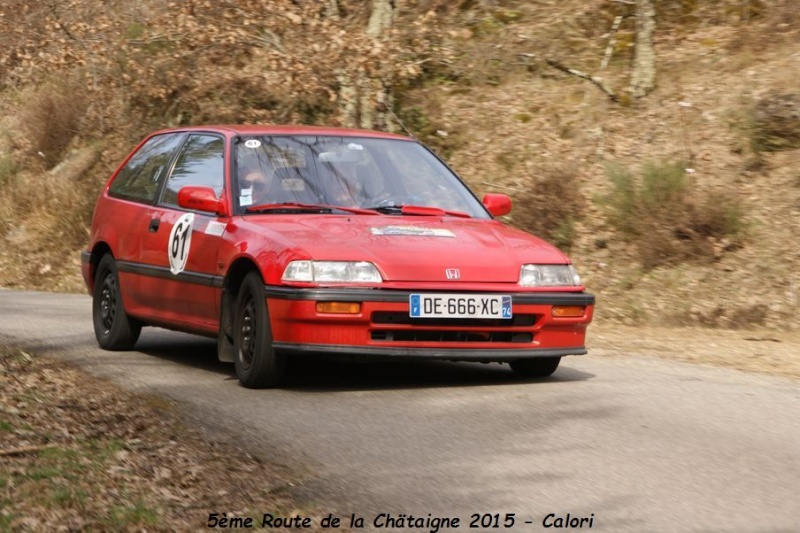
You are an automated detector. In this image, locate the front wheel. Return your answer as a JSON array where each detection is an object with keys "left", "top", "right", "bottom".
[
  {"left": 92, "top": 254, "right": 141, "bottom": 350},
  {"left": 510, "top": 357, "right": 561, "bottom": 378},
  {"left": 233, "top": 272, "right": 285, "bottom": 388}
]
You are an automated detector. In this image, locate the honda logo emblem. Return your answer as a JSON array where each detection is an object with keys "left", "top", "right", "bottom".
[{"left": 445, "top": 268, "right": 460, "bottom": 280}]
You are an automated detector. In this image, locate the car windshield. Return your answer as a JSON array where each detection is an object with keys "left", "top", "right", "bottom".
[{"left": 233, "top": 135, "right": 489, "bottom": 218}]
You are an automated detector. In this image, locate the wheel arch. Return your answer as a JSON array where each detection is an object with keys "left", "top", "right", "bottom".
[
  {"left": 88, "top": 241, "right": 114, "bottom": 288},
  {"left": 219, "top": 256, "right": 263, "bottom": 350},
  {"left": 224, "top": 256, "right": 264, "bottom": 300}
]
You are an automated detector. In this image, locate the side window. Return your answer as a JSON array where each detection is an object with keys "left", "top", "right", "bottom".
[
  {"left": 108, "top": 133, "right": 184, "bottom": 203},
  {"left": 161, "top": 134, "right": 225, "bottom": 207}
]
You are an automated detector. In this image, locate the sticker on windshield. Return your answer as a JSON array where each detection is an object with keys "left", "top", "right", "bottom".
[
  {"left": 244, "top": 139, "right": 262, "bottom": 149},
  {"left": 347, "top": 143, "right": 363, "bottom": 150},
  {"left": 371, "top": 226, "right": 455, "bottom": 237},
  {"left": 240, "top": 187, "right": 254, "bottom": 207},
  {"left": 280, "top": 178, "right": 306, "bottom": 192},
  {"left": 168, "top": 213, "right": 195, "bottom": 275}
]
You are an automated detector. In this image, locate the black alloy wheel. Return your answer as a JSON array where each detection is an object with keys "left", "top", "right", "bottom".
[
  {"left": 233, "top": 271, "right": 285, "bottom": 388},
  {"left": 92, "top": 254, "right": 141, "bottom": 350}
]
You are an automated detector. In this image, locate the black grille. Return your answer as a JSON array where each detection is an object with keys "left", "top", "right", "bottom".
[
  {"left": 371, "top": 330, "right": 533, "bottom": 343},
  {"left": 370, "top": 311, "right": 537, "bottom": 343},
  {"left": 371, "top": 312, "right": 537, "bottom": 327}
]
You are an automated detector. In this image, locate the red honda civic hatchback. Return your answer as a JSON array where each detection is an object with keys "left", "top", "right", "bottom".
[{"left": 81, "top": 125, "right": 594, "bottom": 388}]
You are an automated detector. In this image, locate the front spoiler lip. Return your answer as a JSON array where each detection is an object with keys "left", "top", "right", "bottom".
[
  {"left": 264, "top": 286, "right": 595, "bottom": 306},
  {"left": 272, "top": 343, "right": 586, "bottom": 361}
]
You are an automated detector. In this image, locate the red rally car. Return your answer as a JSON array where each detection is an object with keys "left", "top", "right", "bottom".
[{"left": 81, "top": 125, "right": 594, "bottom": 388}]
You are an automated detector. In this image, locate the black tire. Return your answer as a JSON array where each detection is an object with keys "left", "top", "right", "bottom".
[
  {"left": 510, "top": 357, "right": 561, "bottom": 378},
  {"left": 233, "top": 271, "right": 285, "bottom": 388},
  {"left": 92, "top": 254, "right": 142, "bottom": 350}
]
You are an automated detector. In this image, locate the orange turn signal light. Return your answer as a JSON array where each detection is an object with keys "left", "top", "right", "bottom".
[
  {"left": 316, "top": 302, "right": 362, "bottom": 314},
  {"left": 552, "top": 305, "right": 586, "bottom": 318}
]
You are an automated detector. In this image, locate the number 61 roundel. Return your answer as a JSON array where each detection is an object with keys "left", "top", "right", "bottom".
[{"left": 168, "top": 213, "right": 195, "bottom": 275}]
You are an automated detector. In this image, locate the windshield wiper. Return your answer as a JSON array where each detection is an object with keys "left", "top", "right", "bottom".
[
  {"left": 362, "top": 204, "right": 471, "bottom": 218},
  {"left": 245, "top": 202, "right": 378, "bottom": 215},
  {"left": 245, "top": 202, "right": 331, "bottom": 214}
]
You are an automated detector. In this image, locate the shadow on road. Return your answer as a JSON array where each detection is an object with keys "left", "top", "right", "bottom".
[{"left": 133, "top": 330, "right": 596, "bottom": 392}]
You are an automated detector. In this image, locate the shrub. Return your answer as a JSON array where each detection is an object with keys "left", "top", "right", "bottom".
[
  {"left": 395, "top": 105, "right": 464, "bottom": 160},
  {"left": 0, "top": 154, "right": 16, "bottom": 186},
  {"left": 751, "top": 92, "right": 800, "bottom": 153},
  {"left": 604, "top": 160, "right": 745, "bottom": 268},
  {"left": 605, "top": 164, "right": 638, "bottom": 235},
  {"left": 511, "top": 164, "right": 584, "bottom": 250},
  {"left": 19, "top": 82, "right": 86, "bottom": 169}
]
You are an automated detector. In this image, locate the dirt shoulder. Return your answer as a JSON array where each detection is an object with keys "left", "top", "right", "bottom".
[
  {"left": 0, "top": 345, "right": 330, "bottom": 532},
  {"left": 589, "top": 322, "right": 800, "bottom": 380}
]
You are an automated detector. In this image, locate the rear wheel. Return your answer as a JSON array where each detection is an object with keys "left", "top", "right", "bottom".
[
  {"left": 233, "top": 271, "right": 285, "bottom": 388},
  {"left": 510, "top": 357, "right": 561, "bottom": 378},
  {"left": 92, "top": 254, "right": 141, "bottom": 350}
]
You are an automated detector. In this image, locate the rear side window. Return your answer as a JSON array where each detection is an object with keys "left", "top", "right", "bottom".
[
  {"left": 108, "top": 133, "right": 184, "bottom": 203},
  {"left": 161, "top": 134, "right": 225, "bottom": 207}
]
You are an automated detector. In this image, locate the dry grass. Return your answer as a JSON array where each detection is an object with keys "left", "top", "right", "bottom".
[
  {"left": 0, "top": 119, "right": 118, "bottom": 291},
  {"left": 0, "top": 146, "right": 102, "bottom": 291},
  {"left": 589, "top": 323, "right": 800, "bottom": 380}
]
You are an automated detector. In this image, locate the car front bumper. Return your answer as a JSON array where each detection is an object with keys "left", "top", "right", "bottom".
[{"left": 265, "top": 286, "right": 594, "bottom": 362}]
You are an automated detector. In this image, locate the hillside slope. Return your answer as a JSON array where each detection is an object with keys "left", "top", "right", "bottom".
[{"left": 0, "top": 0, "right": 798, "bottom": 330}]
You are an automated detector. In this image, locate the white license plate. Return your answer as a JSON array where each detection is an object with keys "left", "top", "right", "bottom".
[{"left": 409, "top": 294, "right": 512, "bottom": 319}]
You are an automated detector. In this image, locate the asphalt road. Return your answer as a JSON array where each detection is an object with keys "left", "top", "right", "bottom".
[{"left": 1, "top": 289, "right": 798, "bottom": 532}]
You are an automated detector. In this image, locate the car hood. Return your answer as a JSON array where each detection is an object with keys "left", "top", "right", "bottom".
[{"left": 235, "top": 215, "right": 570, "bottom": 283}]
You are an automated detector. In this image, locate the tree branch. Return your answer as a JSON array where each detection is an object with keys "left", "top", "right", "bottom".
[
  {"left": 545, "top": 59, "right": 619, "bottom": 102},
  {"left": 0, "top": 444, "right": 58, "bottom": 457},
  {"left": 600, "top": 15, "right": 624, "bottom": 71},
  {"left": 46, "top": 1, "right": 78, "bottom": 42}
]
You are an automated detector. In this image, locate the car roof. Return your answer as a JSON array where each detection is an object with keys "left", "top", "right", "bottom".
[{"left": 150, "top": 124, "right": 412, "bottom": 140}]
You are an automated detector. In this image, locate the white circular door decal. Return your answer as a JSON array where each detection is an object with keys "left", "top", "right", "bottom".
[{"left": 168, "top": 213, "right": 195, "bottom": 275}]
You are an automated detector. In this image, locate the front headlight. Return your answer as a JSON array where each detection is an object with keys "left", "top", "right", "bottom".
[
  {"left": 519, "top": 264, "right": 581, "bottom": 287},
  {"left": 282, "top": 260, "right": 383, "bottom": 283}
]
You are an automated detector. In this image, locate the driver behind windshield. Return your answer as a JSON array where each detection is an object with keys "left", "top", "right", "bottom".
[
  {"left": 244, "top": 168, "right": 274, "bottom": 204},
  {"left": 322, "top": 160, "right": 366, "bottom": 207}
]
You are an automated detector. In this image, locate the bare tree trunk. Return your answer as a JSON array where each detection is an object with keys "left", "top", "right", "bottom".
[
  {"left": 366, "top": 0, "right": 395, "bottom": 38},
  {"left": 338, "top": 0, "right": 397, "bottom": 130},
  {"left": 338, "top": 72, "right": 359, "bottom": 128},
  {"left": 325, "top": 0, "right": 340, "bottom": 20},
  {"left": 630, "top": 0, "right": 656, "bottom": 99}
]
